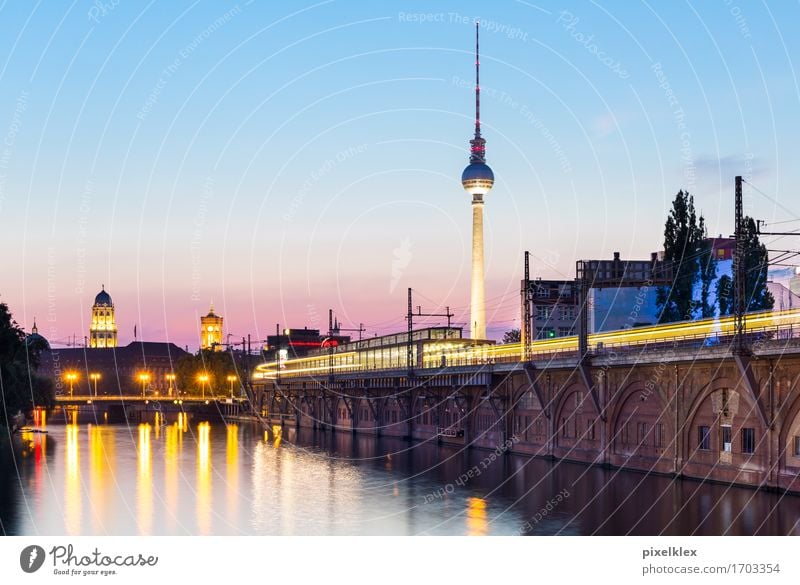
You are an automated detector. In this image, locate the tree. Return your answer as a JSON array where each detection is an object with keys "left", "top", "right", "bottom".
[
  {"left": 656, "top": 190, "right": 708, "bottom": 323},
  {"left": 716, "top": 274, "right": 733, "bottom": 316},
  {"left": 0, "top": 302, "right": 55, "bottom": 429},
  {"left": 502, "top": 328, "right": 521, "bottom": 344},
  {"left": 174, "top": 349, "right": 241, "bottom": 397},
  {"left": 738, "top": 217, "right": 774, "bottom": 312}
]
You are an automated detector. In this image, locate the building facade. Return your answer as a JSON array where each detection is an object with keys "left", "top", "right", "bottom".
[{"left": 89, "top": 286, "right": 117, "bottom": 348}]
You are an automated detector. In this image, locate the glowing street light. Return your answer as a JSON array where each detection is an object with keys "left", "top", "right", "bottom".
[
  {"left": 197, "top": 373, "right": 209, "bottom": 399},
  {"left": 89, "top": 372, "right": 101, "bottom": 396},
  {"left": 138, "top": 372, "right": 151, "bottom": 398},
  {"left": 65, "top": 372, "right": 78, "bottom": 398},
  {"left": 165, "top": 373, "right": 176, "bottom": 397},
  {"left": 227, "top": 375, "right": 237, "bottom": 399}
]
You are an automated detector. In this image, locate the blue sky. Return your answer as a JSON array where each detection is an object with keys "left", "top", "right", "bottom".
[{"left": 1, "top": 0, "right": 798, "bottom": 347}]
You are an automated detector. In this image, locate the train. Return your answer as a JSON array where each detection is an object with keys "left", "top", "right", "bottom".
[{"left": 253, "top": 307, "right": 800, "bottom": 380}]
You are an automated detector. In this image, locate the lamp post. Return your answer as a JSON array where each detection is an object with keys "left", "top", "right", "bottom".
[
  {"left": 65, "top": 372, "right": 78, "bottom": 398},
  {"left": 138, "top": 372, "right": 151, "bottom": 398},
  {"left": 165, "top": 373, "right": 176, "bottom": 397},
  {"left": 227, "top": 375, "right": 236, "bottom": 399},
  {"left": 198, "top": 374, "right": 209, "bottom": 399},
  {"left": 89, "top": 373, "right": 101, "bottom": 396}
]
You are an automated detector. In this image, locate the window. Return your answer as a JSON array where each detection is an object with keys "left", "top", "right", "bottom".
[
  {"left": 538, "top": 327, "right": 555, "bottom": 339},
  {"left": 698, "top": 425, "right": 711, "bottom": 450},
  {"left": 535, "top": 286, "right": 550, "bottom": 298},
  {"left": 558, "top": 327, "right": 573, "bottom": 337},
  {"left": 587, "top": 420, "right": 595, "bottom": 441},
  {"left": 560, "top": 305, "right": 576, "bottom": 320},
  {"left": 795, "top": 436, "right": 800, "bottom": 457},
  {"left": 561, "top": 417, "right": 568, "bottom": 438},
  {"left": 721, "top": 425, "right": 732, "bottom": 453},
  {"left": 536, "top": 306, "right": 552, "bottom": 320},
  {"left": 741, "top": 428, "right": 755, "bottom": 454},
  {"left": 654, "top": 423, "right": 664, "bottom": 448},
  {"left": 638, "top": 422, "right": 648, "bottom": 446}
]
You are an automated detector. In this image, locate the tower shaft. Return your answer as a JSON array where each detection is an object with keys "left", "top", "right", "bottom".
[{"left": 471, "top": 196, "right": 486, "bottom": 340}]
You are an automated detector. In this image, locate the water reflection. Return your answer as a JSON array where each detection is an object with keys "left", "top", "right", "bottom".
[
  {"left": 466, "top": 497, "right": 488, "bottom": 536},
  {"left": 2, "top": 421, "right": 800, "bottom": 536},
  {"left": 89, "top": 425, "right": 114, "bottom": 533},
  {"left": 196, "top": 422, "right": 211, "bottom": 535},
  {"left": 226, "top": 424, "right": 238, "bottom": 522},
  {"left": 64, "top": 425, "right": 81, "bottom": 535}
]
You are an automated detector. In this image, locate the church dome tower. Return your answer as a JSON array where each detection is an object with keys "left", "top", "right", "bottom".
[{"left": 89, "top": 285, "right": 117, "bottom": 348}]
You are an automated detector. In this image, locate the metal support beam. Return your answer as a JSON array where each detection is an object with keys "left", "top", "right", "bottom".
[
  {"left": 578, "top": 362, "right": 605, "bottom": 422},
  {"left": 732, "top": 353, "right": 770, "bottom": 429},
  {"left": 522, "top": 362, "right": 550, "bottom": 418}
]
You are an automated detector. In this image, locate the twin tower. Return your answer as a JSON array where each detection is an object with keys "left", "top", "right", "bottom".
[{"left": 87, "top": 285, "right": 223, "bottom": 350}]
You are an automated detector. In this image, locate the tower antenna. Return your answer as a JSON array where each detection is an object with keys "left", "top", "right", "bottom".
[{"left": 470, "top": 21, "right": 486, "bottom": 164}]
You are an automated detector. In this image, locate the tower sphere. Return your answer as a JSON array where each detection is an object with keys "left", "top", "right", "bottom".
[{"left": 461, "top": 162, "right": 494, "bottom": 196}]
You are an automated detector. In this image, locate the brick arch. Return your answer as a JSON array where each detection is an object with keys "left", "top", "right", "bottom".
[
  {"left": 609, "top": 380, "right": 672, "bottom": 435},
  {"left": 609, "top": 380, "right": 673, "bottom": 465},
  {"left": 777, "top": 383, "right": 800, "bottom": 470},
  {"left": 683, "top": 376, "right": 766, "bottom": 473},
  {"left": 684, "top": 376, "right": 742, "bottom": 427},
  {"left": 553, "top": 382, "right": 598, "bottom": 454},
  {"left": 553, "top": 382, "right": 594, "bottom": 424}
]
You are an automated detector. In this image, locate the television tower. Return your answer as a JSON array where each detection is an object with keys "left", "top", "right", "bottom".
[{"left": 461, "top": 22, "right": 494, "bottom": 340}]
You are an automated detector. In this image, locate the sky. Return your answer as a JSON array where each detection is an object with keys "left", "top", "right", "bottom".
[{"left": 1, "top": 0, "right": 799, "bottom": 348}]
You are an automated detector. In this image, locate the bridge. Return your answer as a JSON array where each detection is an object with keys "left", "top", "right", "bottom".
[
  {"left": 251, "top": 308, "right": 800, "bottom": 493},
  {"left": 51, "top": 394, "right": 250, "bottom": 424}
]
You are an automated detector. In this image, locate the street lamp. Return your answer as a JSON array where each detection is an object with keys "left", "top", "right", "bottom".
[
  {"left": 227, "top": 375, "right": 237, "bottom": 399},
  {"left": 138, "top": 372, "right": 151, "bottom": 398},
  {"left": 197, "top": 373, "right": 209, "bottom": 399},
  {"left": 89, "top": 373, "right": 101, "bottom": 396},
  {"left": 165, "top": 373, "right": 176, "bottom": 397},
  {"left": 65, "top": 372, "right": 78, "bottom": 398}
]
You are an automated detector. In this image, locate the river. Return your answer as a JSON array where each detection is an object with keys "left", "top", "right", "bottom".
[{"left": 2, "top": 416, "right": 799, "bottom": 535}]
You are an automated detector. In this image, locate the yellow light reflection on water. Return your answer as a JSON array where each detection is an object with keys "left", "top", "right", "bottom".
[
  {"left": 65, "top": 425, "right": 81, "bottom": 534},
  {"left": 272, "top": 425, "right": 282, "bottom": 449},
  {"left": 196, "top": 422, "right": 211, "bottom": 534},
  {"left": 466, "top": 497, "right": 488, "bottom": 536},
  {"left": 164, "top": 423, "right": 179, "bottom": 531},
  {"left": 89, "top": 425, "right": 114, "bottom": 532},
  {"left": 226, "top": 424, "right": 238, "bottom": 519},
  {"left": 137, "top": 424, "right": 152, "bottom": 534}
]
